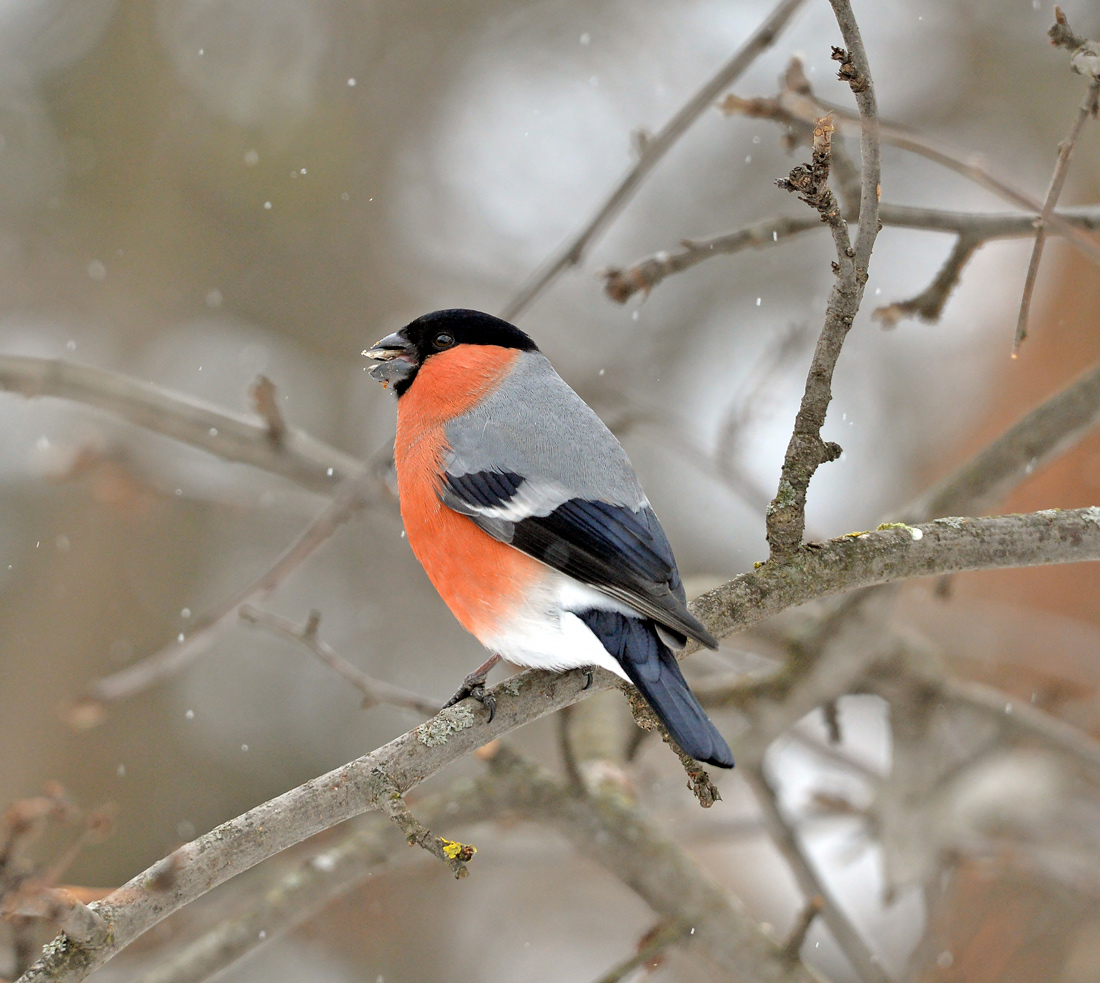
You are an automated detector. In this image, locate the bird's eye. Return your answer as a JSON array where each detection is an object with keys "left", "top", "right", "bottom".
[{"left": 433, "top": 332, "right": 455, "bottom": 349}]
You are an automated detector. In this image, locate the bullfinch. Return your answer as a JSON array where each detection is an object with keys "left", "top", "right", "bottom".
[{"left": 366, "top": 309, "right": 734, "bottom": 768}]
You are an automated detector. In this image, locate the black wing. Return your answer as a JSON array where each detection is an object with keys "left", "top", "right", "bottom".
[{"left": 441, "top": 471, "right": 717, "bottom": 649}]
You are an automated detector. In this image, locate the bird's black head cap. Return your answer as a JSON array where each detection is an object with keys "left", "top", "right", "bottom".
[
  {"left": 401, "top": 309, "right": 538, "bottom": 361},
  {"left": 367, "top": 309, "right": 538, "bottom": 396}
]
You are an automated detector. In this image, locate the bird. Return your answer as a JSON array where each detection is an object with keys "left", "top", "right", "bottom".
[{"left": 365, "top": 309, "right": 733, "bottom": 768}]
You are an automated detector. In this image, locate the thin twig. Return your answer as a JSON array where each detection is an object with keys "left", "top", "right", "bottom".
[
  {"left": 371, "top": 770, "right": 475, "bottom": 879},
  {"left": 604, "top": 204, "right": 1100, "bottom": 304},
  {"left": 500, "top": 0, "right": 809, "bottom": 320},
  {"left": 874, "top": 234, "right": 981, "bottom": 327},
  {"left": 723, "top": 89, "right": 1100, "bottom": 266},
  {"left": 0, "top": 356, "right": 360, "bottom": 494},
  {"left": 1015, "top": 77, "right": 1100, "bottom": 351},
  {"left": 66, "top": 473, "right": 374, "bottom": 726},
  {"left": 896, "top": 357, "right": 1100, "bottom": 520},
  {"left": 16, "top": 507, "right": 1100, "bottom": 983},
  {"left": 133, "top": 819, "right": 399, "bottom": 983},
  {"left": 942, "top": 678, "right": 1100, "bottom": 777},
  {"left": 783, "top": 896, "right": 825, "bottom": 962},
  {"left": 744, "top": 762, "right": 888, "bottom": 983},
  {"left": 766, "top": 8, "right": 881, "bottom": 558},
  {"left": 239, "top": 605, "right": 441, "bottom": 717}
]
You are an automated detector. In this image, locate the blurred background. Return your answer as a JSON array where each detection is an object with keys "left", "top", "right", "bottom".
[{"left": 1, "top": 0, "right": 1099, "bottom": 980}]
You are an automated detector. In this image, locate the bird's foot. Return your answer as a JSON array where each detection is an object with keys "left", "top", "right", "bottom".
[
  {"left": 581, "top": 666, "right": 597, "bottom": 690},
  {"left": 443, "top": 655, "right": 501, "bottom": 722},
  {"left": 443, "top": 677, "right": 496, "bottom": 722}
]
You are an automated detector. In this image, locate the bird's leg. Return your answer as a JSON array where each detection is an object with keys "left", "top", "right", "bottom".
[{"left": 443, "top": 654, "right": 502, "bottom": 721}]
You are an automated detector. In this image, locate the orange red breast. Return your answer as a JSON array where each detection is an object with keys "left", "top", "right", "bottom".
[{"left": 393, "top": 345, "right": 546, "bottom": 642}]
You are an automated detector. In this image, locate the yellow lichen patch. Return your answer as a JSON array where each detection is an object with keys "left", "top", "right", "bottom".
[
  {"left": 439, "top": 838, "right": 477, "bottom": 862},
  {"left": 843, "top": 530, "right": 870, "bottom": 539}
]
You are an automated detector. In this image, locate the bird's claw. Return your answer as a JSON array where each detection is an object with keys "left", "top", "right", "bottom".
[
  {"left": 443, "top": 674, "right": 497, "bottom": 722},
  {"left": 582, "top": 667, "right": 595, "bottom": 690}
]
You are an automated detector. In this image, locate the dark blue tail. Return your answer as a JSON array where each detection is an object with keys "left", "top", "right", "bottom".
[{"left": 577, "top": 610, "right": 734, "bottom": 768}]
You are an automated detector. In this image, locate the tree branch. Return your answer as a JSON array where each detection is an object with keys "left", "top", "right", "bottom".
[
  {"left": 588, "top": 919, "right": 690, "bottom": 983},
  {"left": 499, "top": 0, "right": 809, "bottom": 320},
  {"left": 0, "top": 889, "right": 108, "bottom": 949},
  {"left": 744, "top": 762, "right": 887, "bottom": 983},
  {"left": 65, "top": 473, "right": 374, "bottom": 727},
  {"left": 896, "top": 357, "right": 1100, "bottom": 520},
  {"left": 0, "top": 356, "right": 360, "bottom": 495},
  {"left": 16, "top": 506, "right": 1100, "bottom": 983},
  {"left": 873, "top": 233, "right": 981, "bottom": 327},
  {"left": 722, "top": 87, "right": 1100, "bottom": 267},
  {"left": 1015, "top": 36, "right": 1100, "bottom": 351},
  {"left": 239, "top": 606, "right": 441, "bottom": 717},
  {"left": 602, "top": 205, "right": 1100, "bottom": 305},
  {"left": 766, "top": 6, "right": 881, "bottom": 558}
]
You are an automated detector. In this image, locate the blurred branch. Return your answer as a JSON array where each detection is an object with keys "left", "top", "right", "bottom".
[
  {"left": 766, "top": 7, "right": 880, "bottom": 558},
  {"left": 1, "top": 890, "right": 107, "bottom": 949},
  {"left": 603, "top": 214, "right": 820, "bottom": 302},
  {"left": 66, "top": 473, "right": 374, "bottom": 727},
  {"left": 602, "top": 204, "right": 1100, "bottom": 305},
  {"left": 0, "top": 356, "right": 361, "bottom": 494},
  {"left": 18, "top": 506, "right": 1100, "bottom": 983},
  {"left": 873, "top": 233, "right": 981, "bottom": 327},
  {"left": 588, "top": 920, "right": 690, "bottom": 983},
  {"left": 247, "top": 375, "right": 287, "bottom": 447},
  {"left": 138, "top": 747, "right": 811, "bottom": 983},
  {"left": 239, "top": 606, "right": 441, "bottom": 717},
  {"left": 721, "top": 84, "right": 1100, "bottom": 267},
  {"left": 743, "top": 762, "right": 886, "bottom": 983},
  {"left": 896, "top": 357, "right": 1100, "bottom": 520},
  {"left": 133, "top": 818, "right": 399, "bottom": 983},
  {"left": 474, "top": 746, "right": 822, "bottom": 982},
  {"left": 1015, "top": 10, "right": 1100, "bottom": 351},
  {"left": 500, "top": 0, "right": 809, "bottom": 320},
  {"left": 941, "top": 678, "right": 1100, "bottom": 778}
]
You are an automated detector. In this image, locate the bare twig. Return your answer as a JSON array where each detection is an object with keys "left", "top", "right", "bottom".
[
  {"left": 475, "top": 746, "right": 819, "bottom": 982},
  {"left": 371, "top": 770, "right": 475, "bottom": 879},
  {"left": 766, "top": 9, "right": 880, "bottom": 558},
  {"left": 783, "top": 896, "right": 825, "bottom": 962},
  {"left": 602, "top": 204, "right": 1100, "bottom": 304},
  {"left": 874, "top": 234, "right": 981, "bottom": 327},
  {"left": 66, "top": 473, "right": 373, "bottom": 726},
  {"left": 239, "top": 606, "right": 441, "bottom": 717},
  {"left": 624, "top": 690, "right": 722, "bottom": 808},
  {"left": 0, "top": 357, "right": 360, "bottom": 494},
  {"left": 1015, "top": 64, "right": 1100, "bottom": 350},
  {"left": 744, "top": 762, "right": 888, "bottom": 983},
  {"left": 942, "top": 678, "right": 1100, "bottom": 777},
  {"left": 692, "top": 509, "right": 1100, "bottom": 654},
  {"left": 500, "top": 0, "right": 809, "bottom": 320},
  {"left": 723, "top": 88, "right": 1100, "bottom": 266},
  {"left": 17, "top": 507, "right": 1100, "bottom": 983},
  {"left": 896, "top": 357, "right": 1100, "bottom": 520},
  {"left": 603, "top": 213, "right": 821, "bottom": 302},
  {"left": 133, "top": 819, "right": 399, "bottom": 983}
]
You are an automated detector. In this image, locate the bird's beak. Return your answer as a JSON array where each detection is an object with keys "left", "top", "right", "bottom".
[
  {"left": 363, "top": 331, "right": 417, "bottom": 389},
  {"left": 364, "top": 331, "right": 411, "bottom": 361}
]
